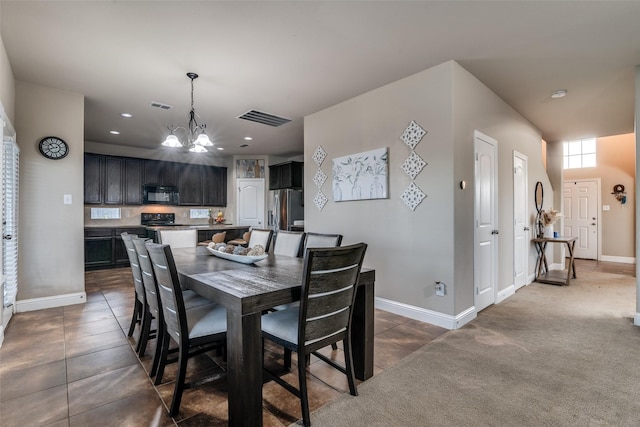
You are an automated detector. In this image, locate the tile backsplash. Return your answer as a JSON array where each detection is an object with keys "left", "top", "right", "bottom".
[{"left": 84, "top": 205, "right": 231, "bottom": 227}]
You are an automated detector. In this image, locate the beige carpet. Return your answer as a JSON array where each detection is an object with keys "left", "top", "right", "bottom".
[{"left": 306, "top": 271, "right": 640, "bottom": 426}]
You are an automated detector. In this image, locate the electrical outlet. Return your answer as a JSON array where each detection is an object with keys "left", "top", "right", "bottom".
[{"left": 435, "top": 281, "right": 446, "bottom": 296}]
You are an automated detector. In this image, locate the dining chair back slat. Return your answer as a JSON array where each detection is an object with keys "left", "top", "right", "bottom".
[{"left": 132, "top": 238, "right": 160, "bottom": 319}]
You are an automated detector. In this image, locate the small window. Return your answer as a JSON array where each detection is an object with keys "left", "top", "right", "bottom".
[{"left": 563, "top": 138, "right": 596, "bottom": 169}]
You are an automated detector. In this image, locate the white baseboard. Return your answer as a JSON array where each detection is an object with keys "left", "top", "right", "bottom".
[
  {"left": 0, "top": 327, "right": 4, "bottom": 348},
  {"left": 16, "top": 292, "right": 86, "bottom": 313},
  {"left": 549, "top": 262, "right": 564, "bottom": 271},
  {"left": 375, "top": 297, "right": 476, "bottom": 330},
  {"left": 496, "top": 285, "right": 515, "bottom": 304},
  {"left": 600, "top": 255, "right": 636, "bottom": 264},
  {"left": 635, "top": 313, "right": 640, "bottom": 327}
]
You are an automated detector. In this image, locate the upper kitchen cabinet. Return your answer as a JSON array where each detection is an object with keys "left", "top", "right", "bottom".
[
  {"left": 177, "top": 164, "right": 204, "bottom": 205},
  {"left": 84, "top": 153, "right": 103, "bottom": 204},
  {"left": 84, "top": 154, "right": 143, "bottom": 205},
  {"left": 104, "top": 156, "right": 124, "bottom": 204},
  {"left": 124, "top": 158, "right": 143, "bottom": 205},
  {"left": 144, "top": 159, "right": 176, "bottom": 186},
  {"left": 269, "top": 161, "right": 303, "bottom": 190},
  {"left": 203, "top": 166, "right": 227, "bottom": 206},
  {"left": 84, "top": 153, "right": 227, "bottom": 207}
]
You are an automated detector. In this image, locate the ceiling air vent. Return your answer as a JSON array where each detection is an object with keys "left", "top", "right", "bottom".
[
  {"left": 238, "top": 110, "right": 291, "bottom": 127},
  {"left": 150, "top": 101, "right": 172, "bottom": 110}
]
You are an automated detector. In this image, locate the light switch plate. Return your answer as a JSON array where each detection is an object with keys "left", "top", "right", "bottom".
[{"left": 603, "top": 205, "right": 610, "bottom": 211}]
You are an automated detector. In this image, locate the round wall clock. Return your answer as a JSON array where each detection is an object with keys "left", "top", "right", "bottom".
[{"left": 38, "top": 136, "right": 69, "bottom": 160}]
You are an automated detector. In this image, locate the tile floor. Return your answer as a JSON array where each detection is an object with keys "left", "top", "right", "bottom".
[{"left": 0, "top": 268, "right": 448, "bottom": 426}]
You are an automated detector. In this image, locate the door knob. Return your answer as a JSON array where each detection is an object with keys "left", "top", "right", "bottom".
[
  {"left": 491, "top": 230, "right": 499, "bottom": 235},
  {"left": 524, "top": 227, "right": 530, "bottom": 231},
  {"left": 3, "top": 235, "right": 12, "bottom": 240}
]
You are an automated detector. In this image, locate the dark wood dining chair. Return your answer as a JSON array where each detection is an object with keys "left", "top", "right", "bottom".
[
  {"left": 261, "top": 243, "right": 368, "bottom": 427},
  {"left": 121, "top": 233, "right": 147, "bottom": 353},
  {"left": 133, "top": 237, "right": 216, "bottom": 380},
  {"left": 273, "top": 230, "right": 305, "bottom": 257},
  {"left": 145, "top": 241, "right": 227, "bottom": 416}
]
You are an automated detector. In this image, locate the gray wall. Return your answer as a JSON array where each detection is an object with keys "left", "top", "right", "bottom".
[
  {"left": 305, "top": 60, "right": 551, "bottom": 322},
  {"left": 15, "top": 81, "right": 85, "bottom": 300}
]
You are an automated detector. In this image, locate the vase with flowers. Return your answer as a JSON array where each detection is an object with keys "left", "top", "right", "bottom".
[{"left": 539, "top": 208, "right": 562, "bottom": 238}]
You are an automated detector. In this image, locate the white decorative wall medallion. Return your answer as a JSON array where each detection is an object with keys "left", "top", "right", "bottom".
[
  {"left": 401, "top": 151, "right": 427, "bottom": 180},
  {"left": 401, "top": 182, "right": 426, "bottom": 211},
  {"left": 313, "top": 168, "right": 327, "bottom": 188},
  {"left": 313, "top": 191, "right": 328, "bottom": 211},
  {"left": 312, "top": 146, "right": 327, "bottom": 166},
  {"left": 400, "top": 120, "right": 427, "bottom": 150}
]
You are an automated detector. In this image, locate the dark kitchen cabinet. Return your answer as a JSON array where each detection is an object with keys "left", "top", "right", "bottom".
[
  {"left": 85, "top": 227, "right": 146, "bottom": 270},
  {"left": 269, "top": 161, "right": 303, "bottom": 190},
  {"left": 124, "top": 158, "right": 143, "bottom": 205},
  {"left": 177, "top": 164, "right": 204, "bottom": 206},
  {"left": 104, "top": 156, "right": 124, "bottom": 205},
  {"left": 84, "top": 153, "right": 226, "bottom": 207},
  {"left": 203, "top": 166, "right": 227, "bottom": 206},
  {"left": 144, "top": 159, "right": 176, "bottom": 186},
  {"left": 84, "top": 153, "right": 103, "bottom": 204}
]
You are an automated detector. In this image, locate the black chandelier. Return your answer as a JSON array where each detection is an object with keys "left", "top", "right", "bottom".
[{"left": 161, "top": 72, "right": 212, "bottom": 153}]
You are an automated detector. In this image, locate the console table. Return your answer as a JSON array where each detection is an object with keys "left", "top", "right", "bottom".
[{"left": 532, "top": 236, "right": 578, "bottom": 285}]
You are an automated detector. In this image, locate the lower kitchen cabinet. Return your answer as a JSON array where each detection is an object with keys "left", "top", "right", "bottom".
[{"left": 85, "top": 227, "right": 146, "bottom": 270}]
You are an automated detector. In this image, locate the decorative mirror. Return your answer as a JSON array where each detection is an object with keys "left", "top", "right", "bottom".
[
  {"left": 534, "top": 181, "right": 544, "bottom": 213},
  {"left": 534, "top": 182, "right": 544, "bottom": 237}
]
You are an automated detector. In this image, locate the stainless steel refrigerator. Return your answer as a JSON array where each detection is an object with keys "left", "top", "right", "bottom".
[{"left": 270, "top": 189, "right": 304, "bottom": 231}]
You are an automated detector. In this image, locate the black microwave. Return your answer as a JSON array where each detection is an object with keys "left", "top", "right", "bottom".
[{"left": 142, "top": 185, "right": 179, "bottom": 205}]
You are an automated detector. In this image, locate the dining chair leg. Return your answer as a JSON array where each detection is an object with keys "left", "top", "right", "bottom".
[
  {"left": 136, "top": 305, "right": 152, "bottom": 356},
  {"left": 127, "top": 296, "right": 142, "bottom": 337},
  {"left": 298, "top": 359, "right": 311, "bottom": 427},
  {"left": 343, "top": 337, "right": 358, "bottom": 396},
  {"left": 169, "top": 347, "right": 189, "bottom": 416},
  {"left": 331, "top": 343, "right": 338, "bottom": 350},
  {"left": 154, "top": 330, "right": 171, "bottom": 385},
  {"left": 149, "top": 320, "right": 165, "bottom": 379},
  {"left": 284, "top": 348, "right": 292, "bottom": 370}
]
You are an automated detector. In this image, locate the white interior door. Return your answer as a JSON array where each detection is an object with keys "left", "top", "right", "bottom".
[
  {"left": 474, "top": 131, "right": 498, "bottom": 312},
  {"left": 563, "top": 180, "right": 598, "bottom": 259},
  {"left": 237, "top": 178, "right": 265, "bottom": 228},
  {"left": 513, "top": 151, "right": 528, "bottom": 290}
]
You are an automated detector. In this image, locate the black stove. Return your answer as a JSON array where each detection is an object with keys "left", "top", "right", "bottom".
[{"left": 141, "top": 212, "right": 183, "bottom": 226}]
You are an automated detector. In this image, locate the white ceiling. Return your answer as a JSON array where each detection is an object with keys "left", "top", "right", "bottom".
[{"left": 2, "top": 1, "right": 640, "bottom": 158}]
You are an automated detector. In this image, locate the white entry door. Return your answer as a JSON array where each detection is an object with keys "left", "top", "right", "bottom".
[
  {"left": 513, "top": 151, "right": 528, "bottom": 290},
  {"left": 237, "top": 179, "right": 265, "bottom": 228},
  {"left": 563, "top": 180, "right": 598, "bottom": 259},
  {"left": 474, "top": 131, "right": 498, "bottom": 312}
]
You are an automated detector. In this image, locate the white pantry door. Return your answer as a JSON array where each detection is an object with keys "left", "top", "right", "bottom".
[
  {"left": 474, "top": 131, "right": 498, "bottom": 312},
  {"left": 237, "top": 179, "right": 265, "bottom": 228}
]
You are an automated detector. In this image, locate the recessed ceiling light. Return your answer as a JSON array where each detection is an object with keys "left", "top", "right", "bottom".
[
  {"left": 551, "top": 90, "right": 567, "bottom": 99},
  {"left": 121, "top": 113, "right": 133, "bottom": 118},
  {"left": 240, "top": 144, "right": 249, "bottom": 148},
  {"left": 244, "top": 136, "right": 253, "bottom": 141},
  {"left": 109, "top": 130, "right": 120, "bottom": 135},
  {"left": 217, "top": 147, "right": 224, "bottom": 150}
]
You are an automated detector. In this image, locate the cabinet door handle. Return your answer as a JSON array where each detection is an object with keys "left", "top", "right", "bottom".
[{"left": 3, "top": 235, "right": 12, "bottom": 240}]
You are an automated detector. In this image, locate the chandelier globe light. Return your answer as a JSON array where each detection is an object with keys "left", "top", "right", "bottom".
[{"left": 161, "top": 72, "right": 213, "bottom": 152}]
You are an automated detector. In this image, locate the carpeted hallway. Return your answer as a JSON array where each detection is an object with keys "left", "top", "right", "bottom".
[{"left": 308, "top": 261, "right": 640, "bottom": 426}]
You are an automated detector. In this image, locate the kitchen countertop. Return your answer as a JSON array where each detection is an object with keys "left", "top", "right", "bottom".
[{"left": 84, "top": 224, "right": 250, "bottom": 230}]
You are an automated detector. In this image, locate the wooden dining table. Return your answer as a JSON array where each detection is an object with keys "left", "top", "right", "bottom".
[{"left": 171, "top": 247, "right": 376, "bottom": 427}]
